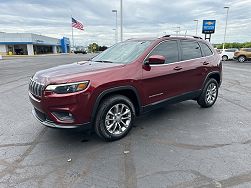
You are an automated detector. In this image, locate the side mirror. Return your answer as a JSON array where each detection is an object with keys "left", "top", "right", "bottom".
[{"left": 146, "top": 55, "right": 166, "bottom": 65}]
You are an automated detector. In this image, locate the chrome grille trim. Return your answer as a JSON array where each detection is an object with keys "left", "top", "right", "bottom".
[{"left": 29, "top": 78, "right": 44, "bottom": 97}]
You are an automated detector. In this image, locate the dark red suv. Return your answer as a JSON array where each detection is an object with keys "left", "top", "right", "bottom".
[{"left": 29, "top": 35, "right": 222, "bottom": 141}]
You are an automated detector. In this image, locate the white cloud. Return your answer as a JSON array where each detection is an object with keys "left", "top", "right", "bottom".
[{"left": 0, "top": 0, "right": 250, "bottom": 46}]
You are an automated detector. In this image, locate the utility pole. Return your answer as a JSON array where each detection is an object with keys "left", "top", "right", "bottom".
[
  {"left": 174, "top": 27, "right": 180, "bottom": 36},
  {"left": 185, "top": 30, "right": 187, "bottom": 37},
  {"left": 194, "top": 19, "right": 198, "bottom": 36},
  {"left": 223, "top": 6, "right": 230, "bottom": 49},
  {"left": 120, "top": 0, "right": 123, "bottom": 42},
  {"left": 112, "top": 10, "right": 118, "bottom": 43},
  {"left": 112, "top": 29, "right": 116, "bottom": 44}
]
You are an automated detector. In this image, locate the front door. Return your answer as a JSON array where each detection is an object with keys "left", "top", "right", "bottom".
[{"left": 141, "top": 40, "right": 183, "bottom": 104}]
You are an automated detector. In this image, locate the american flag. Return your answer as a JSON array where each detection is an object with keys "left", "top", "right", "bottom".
[{"left": 72, "top": 17, "right": 84, "bottom": 31}]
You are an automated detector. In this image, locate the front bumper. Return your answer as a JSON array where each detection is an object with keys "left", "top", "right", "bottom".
[
  {"left": 32, "top": 109, "right": 80, "bottom": 128},
  {"left": 29, "top": 90, "right": 92, "bottom": 128}
]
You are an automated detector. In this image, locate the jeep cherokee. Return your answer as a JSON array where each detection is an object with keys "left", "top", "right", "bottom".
[{"left": 29, "top": 35, "right": 222, "bottom": 141}]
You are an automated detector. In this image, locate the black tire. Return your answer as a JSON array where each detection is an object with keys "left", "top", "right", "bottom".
[
  {"left": 238, "top": 56, "right": 246, "bottom": 63},
  {"left": 197, "top": 78, "right": 219, "bottom": 108},
  {"left": 94, "top": 95, "right": 135, "bottom": 141},
  {"left": 222, "top": 55, "right": 228, "bottom": 61}
]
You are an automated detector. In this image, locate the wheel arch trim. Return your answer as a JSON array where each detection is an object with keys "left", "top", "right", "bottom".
[
  {"left": 202, "top": 71, "right": 222, "bottom": 88},
  {"left": 91, "top": 85, "right": 142, "bottom": 122}
]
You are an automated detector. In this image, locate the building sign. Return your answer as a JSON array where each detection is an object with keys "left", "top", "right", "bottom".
[
  {"left": 35, "top": 40, "right": 44, "bottom": 44},
  {"left": 202, "top": 20, "right": 216, "bottom": 34},
  {"left": 61, "top": 37, "right": 70, "bottom": 53}
]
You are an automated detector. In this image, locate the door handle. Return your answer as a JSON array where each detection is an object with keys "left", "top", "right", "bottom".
[
  {"left": 202, "top": 61, "right": 209, "bottom": 65},
  {"left": 174, "top": 66, "right": 182, "bottom": 71}
]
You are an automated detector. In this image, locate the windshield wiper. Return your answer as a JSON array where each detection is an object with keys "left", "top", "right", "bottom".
[{"left": 93, "top": 60, "right": 114, "bottom": 63}]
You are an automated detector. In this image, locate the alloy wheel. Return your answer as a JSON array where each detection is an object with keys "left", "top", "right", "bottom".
[
  {"left": 105, "top": 103, "right": 132, "bottom": 135},
  {"left": 206, "top": 83, "right": 217, "bottom": 105},
  {"left": 238, "top": 56, "right": 245, "bottom": 63}
]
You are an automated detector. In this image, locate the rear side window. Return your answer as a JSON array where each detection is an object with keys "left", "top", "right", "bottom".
[
  {"left": 181, "top": 41, "right": 202, "bottom": 60},
  {"left": 225, "top": 49, "right": 235, "bottom": 52},
  {"left": 148, "top": 40, "right": 179, "bottom": 64},
  {"left": 200, "top": 42, "right": 213, "bottom": 56}
]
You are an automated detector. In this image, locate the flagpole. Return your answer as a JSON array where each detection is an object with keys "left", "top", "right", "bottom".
[{"left": 71, "top": 16, "right": 74, "bottom": 51}]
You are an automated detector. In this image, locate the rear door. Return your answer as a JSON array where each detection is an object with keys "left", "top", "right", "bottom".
[
  {"left": 177, "top": 40, "right": 206, "bottom": 93},
  {"left": 199, "top": 41, "right": 215, "bottom": 85}
]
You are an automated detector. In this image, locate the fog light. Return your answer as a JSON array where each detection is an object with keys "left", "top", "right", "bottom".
[{"left": 52, "top": 111, "right": 74, "bottom": 122}]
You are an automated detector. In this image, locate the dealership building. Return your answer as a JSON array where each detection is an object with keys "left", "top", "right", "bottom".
[{"left": 0, "top": 33, "right": 70, "bottom": 55}]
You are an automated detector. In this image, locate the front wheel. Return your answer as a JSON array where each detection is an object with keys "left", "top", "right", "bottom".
[
  {"left": 197, "top": 78, "right": 219, "bottom": 108},
  {"left": 94, "top": 95, "right": 135, "bottom": 141},
  {"left": 238, "top": 56, "right": 246, "bottom": 63}
]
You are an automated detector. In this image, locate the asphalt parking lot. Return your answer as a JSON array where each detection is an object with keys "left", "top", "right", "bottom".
[{"left": 0, "top": 54, "right": 251, "bottom": 188}]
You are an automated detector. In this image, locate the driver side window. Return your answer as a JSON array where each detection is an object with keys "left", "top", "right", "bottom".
[{"left": 148, "top": 40, "right": 179, "bottom": 64}]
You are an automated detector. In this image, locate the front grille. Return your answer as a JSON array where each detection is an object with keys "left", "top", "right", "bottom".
[{"left": 29, "top": 79, "right": 44, "bottom": 97}]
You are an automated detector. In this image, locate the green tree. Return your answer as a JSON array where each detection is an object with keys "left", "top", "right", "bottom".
[
  {"left": 87, "top": 43, "right": 99, "bottom": 53},
  {"left": 87, "top": 43, "right": 108, "bottom": 53},
  {"left": 215, "top": 41, "right": 251, "bottom": 49}
]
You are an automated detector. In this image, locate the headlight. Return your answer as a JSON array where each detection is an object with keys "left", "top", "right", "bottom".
[{"left": 45, "top": 81, "right": 89, "bottom": 94}]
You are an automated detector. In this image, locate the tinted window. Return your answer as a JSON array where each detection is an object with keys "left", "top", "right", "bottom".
[
  {"left": 148, "top": 40, "right": 179, "bottom": 64},
  {"left": 245, "top": 49, "right": 251, "bottom": 52},
  {"left": 181, "top": 41, "right": 202, "bottom": 60},
  {"left": 225, "top": 49, "right": 235, "bottom": 52},
  {"left": 200, "top": 42, "right": 213, "bottom": 56}
]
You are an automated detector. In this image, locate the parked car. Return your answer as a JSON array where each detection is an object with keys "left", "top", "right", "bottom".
[
  {"left": 29, "top": 35, "right": 222, "bottom": 141},
  {"left": 15, "top": 48, "right": 24, "bottom": 55},
  {"left": 214, "top": 48, "right": 222, "bottom": 54},
  {"left": 74, "top": 50, "right": 87, "bottom": 54},
  {"left": 234, "top": 48, "right": 251, "bottom": 62},
  {"left": 220, "top": 48, "right": 238, "bottom": 61}
]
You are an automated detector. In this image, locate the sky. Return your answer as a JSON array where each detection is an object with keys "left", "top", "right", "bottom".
[{"left": 0, "top": 0, "right": 250, "bottom": 46}]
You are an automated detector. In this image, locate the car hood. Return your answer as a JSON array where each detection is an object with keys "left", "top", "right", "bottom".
[{"left": 32, "top": 61, "right": 124, "bottom": 84}]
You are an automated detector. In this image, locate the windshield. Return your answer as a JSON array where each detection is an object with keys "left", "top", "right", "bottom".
[{"left": 92, "top": 40, "right": 152, "bottom": 64}]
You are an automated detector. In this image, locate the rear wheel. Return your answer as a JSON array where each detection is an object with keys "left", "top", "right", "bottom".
[
  {"left": 222, "top": 55, "right": 228, "bottom": 61},
  {"left": 238, "top": 56, "right": 246, "bottom": 63},
  {"left": 94, "top": 95, "right": 135, "bottom": 141},
  {"left": 197, "top": 78, "right": 218, "bottom": 108}
]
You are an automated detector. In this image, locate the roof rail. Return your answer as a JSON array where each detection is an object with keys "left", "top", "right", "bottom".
[
  {"left": 162, "top": 34, "right": 202, "bottom": 40},
  {"left": 162, "top": 35, "right": 171, "bottom": 37},
  {"left": 193, "top": 36, "right": 203, "bottom": 39}
]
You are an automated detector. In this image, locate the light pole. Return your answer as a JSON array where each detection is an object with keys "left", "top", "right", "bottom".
[
  {"left": 194, "top": 19, "right": 198, "bottom": 36},
  {"left": 174, "top": 27, "right": 181, "bottom": 36},
  {"left": 120, "top": 0, "right": 123, "bottom": 42},
  {"left": 223, "top": 6, "right": 230, "bottom": 49},
  {"left": 112, "top": 29, "right": 116, "bottom": 44},
  {"left": 112, "top": 10, "right": 118, "bottom": 43}
]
